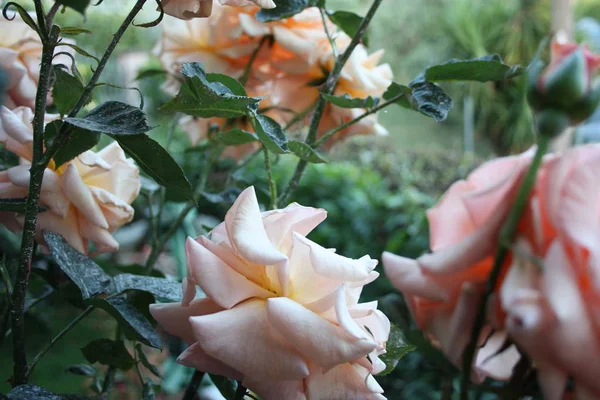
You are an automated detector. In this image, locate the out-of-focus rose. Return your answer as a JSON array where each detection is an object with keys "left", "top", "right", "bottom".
[
  {"left": 382, "top": 149, "right": 537, "bottom": 380},
  {"left": 0, "top": 106, "right": 141, "bottom": 254},
  {"left": 151, "top": 187, "right": 389, "bottom": 400},
  {"left": 162, "top": 0, "right": 276, "bottom": 20},
  {"left": 503, "top": 145, "right": 600, "bottom": 399},
  {"left": 0, "top": 13, "right": 74, "bottom": 109}
]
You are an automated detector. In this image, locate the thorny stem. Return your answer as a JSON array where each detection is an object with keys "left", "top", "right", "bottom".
[
  {"left": 263, "top": 147, "right": 277, "bottom": 209},
  {"left": 182, "top": 370, "right": 205, "bottom": 400},
  {"left": 11, "top": 0, "right": 148, "bottom": 386},
  {"left": 313, "top": 93, "right": 405, "bottom": 147},
  {"left": 459, "top": 137, "right": 549, "bottom": 399},
  {"left": 10, "top": 23, "right": 58, "bottom": 387},
  {"left": 278, "top": 0, "right": 384, "bottom": 205},
  {"left": 28, "top": 307, "right": 94, "bottom": 377}
]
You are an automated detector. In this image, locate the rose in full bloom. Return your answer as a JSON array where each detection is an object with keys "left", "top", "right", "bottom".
[
  {"left": 162, "top": 0, "right": 276, "bottom": 20},
  {"left": 151, "top": 187, "right": 390, "bottom": 400},
  {"left": 0, "top": 106, "right": 141, "bottom": 254},
  {"left": 382, "top": 149, "right": 537, "bottom": 380},
  {"left": 502, "top": 145, "right": 600, "bottom": 399}
]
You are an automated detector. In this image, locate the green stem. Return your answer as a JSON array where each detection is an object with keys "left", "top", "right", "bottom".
[
  {"left": 263, "top": 147, "right": 277, "bottom": 209},
  {"left": 33, "top": 0, "right": 48, "bottom": 40},
  {"left": 283, "top": 100, "right": 318, "bottom": 131},
  {"left": 313, "top": 93, "right": 404, "bottom": 147},
  {"left": 28, "top": 307, "right": 94, "bottom": 377},
  {"left": 240, "top": 35, "right": 271, "bottom": 86},
  {"left": 182, "top": 370, "right": 205, "bottom": 400},
  {"left": 459, "top": 137, "right": 549, "bottom": 399},
  {"left": 101, "top": 325, "right": 121, "bottom": 398},
  {"left": 278, "top": 0, "right": 384, "bottom": 205},
  {"left": 10, "top": 24, "right": 58, "bottom": 387},
  {"left": 319, "top": 8, "right": 338, "bottom": 60}
]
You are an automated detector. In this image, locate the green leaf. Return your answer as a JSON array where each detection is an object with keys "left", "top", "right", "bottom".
[
  {"left": 327, "top": 10, "right": 369, "bottom": 46},
  {"left": 6, "top": 385, "right": 96, "bottom": 400},
  {"left": 66, "top": 364, "right": 97, "bottom": 377},
  {"left": 256, "top": 0, "right": 319, "bottom": 22},
  {"left": 288, "top": 140, "right": 327, "bottom": 163},
  {"left": 52, "top": 66, "right": 84, "bottom": 115},
  {"left": 44, "top": 120, "right": 100, "bottom": 168},
  {"left": 43, "top": 231, "right": 113, "bottom": 299},
  {"left": 424, "top": 54, "right": 526, "bottom": 82},
  {"left": 206, "top": 73, "right": 248, "bottom": 96},
  {"left": 56, "top": 0, "right": 92, "bottom": 14},
  {"left": 57, "top": 43, "right": 100, "bottom": 64},
  {"left": 85, "top": 296, "right": 162, "bottom": 349},
  {"left": 136, "top": 343, "right": 162, "bottom": 379},
  {"left": 377, "top": 323, "right": 415, "bottom": 375},
  {"left": 160, "top": 63, "right": 260, "bottom": 118},
  {"left": 217, "top": 128, "right": 258, "bottom": 145},
  {"left": 64, "top": 101, "right": 153, "bottom": 136},
  {"left": 113, "top": 274, "right": 182, "bottom": 302},
  {"left": 250, "top": 111, "right": 289, "bottom": 154},
  {"left": 81, "top": 339, "right": 135, "bottom": 371},
  {"left": 59, "top": 26, "right": 92, "bottom": 36},
  {"left": 322, "top": 93, "right": 379, "bottom": 109},
  {"left": 0, "top": 198, "right": 27, "bottom": 214},
  {"left": 110, "top": 134, "right": 195, "bottom": 201},
  {"left": 384, "top": 81, "right": 452, "bottom": 122},
  {"left": 135, "top": 69, "right": 167, "bottom": 81}
]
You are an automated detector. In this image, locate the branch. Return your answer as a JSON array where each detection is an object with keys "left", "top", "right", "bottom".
[
  {"left": 278, "top": 0, "right": 384, "bottom": 205},
  {"left": 182, "top": 370, "right": 205, "bottom": 400},
  {"left": 458, "top": 137, "right": 550, "bottom": 399},
  {"left": 263, "top": 147, "right": 277, "bottom": 209},
  {"left": 28, "top": 307, "right": 94, "bottom": 377}
]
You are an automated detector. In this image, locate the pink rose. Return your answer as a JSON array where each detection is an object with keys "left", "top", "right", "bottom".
[
  {"left": 0, "top": 106, "right": 141, "bottom": 254},
  {"left": 151, "top": 187, "right": 389, "bottom": 400},
  {"left": 503, "top": 145, "right": 600, "bottom": 399},
  {"left": 382, "top": 149, "right": 536, "bottom": 380}
]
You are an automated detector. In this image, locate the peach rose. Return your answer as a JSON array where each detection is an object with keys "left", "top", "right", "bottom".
[
  {"left": 0, "top": 106, "right": 141, "bottom": 254},
  {"left": 0, "top": 13, "right": 74, "bottom": 109},
  {"left": 151, "top": 187, "right": 389, "bottom": 400},
  {"left": 162, "top": 0, "right": 275, "bottom": 20},
  {"left": 382, "top": 149, "right": 537, "bottom": 380},
  {"left": 503, "top": 145, "right": 600, "bottom": 399}
]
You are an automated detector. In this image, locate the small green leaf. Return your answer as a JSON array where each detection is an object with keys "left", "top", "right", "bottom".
[
  {"left": 206, "top": 73, "right": 248, "bottom": 96},
  {"left": 424, "top": 54, "right": 525, "bottom": 82},
  {"left": 57, "top": 43, "right": 100, "bottom": 63},
  {"left": 110, "top": 134, "right": 195, "bottom": 201},
  {"left": 160, "top": 63, "right": 260, "bottom": 118},
  {"left": 64, "top": 101, "right": 153, "bottom": 136},
  {"left": 256, "top": 0, "right": 319, "bottom": 22},
  {"left": 377, "top": 323, "right": 416, "bottom": 375},
  {"left": 250, "top": 111, "right": 289, "bottom": 154},
  {"left": 136, "top": 344, "right": 162, "bottom": 379},
  {"left": 327, "top": 10, "right": 369, "bottom": 46},
  {"left": 0, "top": 198, "right": 28, "bottom": 214},
  {"left": 44, "top": 121, "right": 100, "bottom": 168},
  {"left": 85, "top": 296, "right": 162, "bottom": 349},
  {"left": 81, "top": 339, "right": 135, "bottom": 371},
  {"left": 43, "top": 231, "right": 113, "bottom": 299},
  {"left": 66, "top": 364, "right": 97, "bottom": 377},
  {"left": 52, "top": 66, "right": 84, "bottom": 116},
  {"left": 59, "top": 26, "right": 92, "bottom": 36},
  {"left": 288, "top": 140, "right": 327, "bottom": 163},
  {"left": 217, "top": 128, "right": 258, "bottom": 145},
  {"left": 56, "top": 0, "right": 92, "bottom": 14},
  {"left": 135, "top": 69, "right": 167, "bottom": 81},
  {"left": 322, "top": 93, "right": 379, "bottom": 109},
  {"left": 384, "top": 81, "right": 452, "bottom": 122},
  {"left": 113, "top": 274, "right": 182, "bottom": 302}
]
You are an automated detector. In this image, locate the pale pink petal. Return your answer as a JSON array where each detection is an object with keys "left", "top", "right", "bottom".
[
  {"left": 63, "top": 164, "right": 109, "bottom": 229},
  {"left": 243, "top": 377, "right": 306, "bottom": 400},
  {"left": 382, "top": 252, "right": 447, "bottom": 301},
  {"left": 219, "top": 0, "right": 276, "bottom": 8},
  {"left": 305, "top": 363, "right": 385, "bottom": 400},
  {"left": 266, "top": 297, "right": 376, "bottom": 371},
  {"left": 162, "top": 0, "right": 213, "bottom": 19},
  {"left": 186, "top": 237, "right": 274, "bottom": 308},
  {"left": 36, "top": 208, "right": 85, "bottom": 254},
  {"left": 262, "top": 203, "right": 327, "bottom": 252},
  {"left": 190, "top": 299, "right": 310, "bottom": 381},
  {"left": 178, "top": 342, "right": 243, "bottom": 380}
]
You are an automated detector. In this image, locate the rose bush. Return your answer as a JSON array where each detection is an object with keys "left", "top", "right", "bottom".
[{"left": 151, "top": 186, "right": 390, "bottom": 399}]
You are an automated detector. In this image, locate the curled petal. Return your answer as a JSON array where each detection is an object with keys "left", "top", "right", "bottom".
[
  {"left": 382, "top": 252, "right": 447, "bottom": 301},
  {"left": 178, "top": 342, "right": 243, "bottom": 380},
  {"left": 63, "top": 164, "right": 109, "bottom": 229}
]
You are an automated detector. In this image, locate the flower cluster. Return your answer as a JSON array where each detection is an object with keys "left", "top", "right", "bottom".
[
  {"left": 151, "top": 186, "right": 390, "bottom": 400},
  {"left": 383, "top": 144, "right": 600, "bottom": 398},
  {"left": 0, "top": 106, "right": 141, "bottom": 254},
  {"left": 156, "top": 0, "right": 393, "bottom": 159}
]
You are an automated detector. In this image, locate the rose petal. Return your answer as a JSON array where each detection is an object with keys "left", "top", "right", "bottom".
[{"left": 178, "top": 342, "right": 243, "bottom": 380}]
